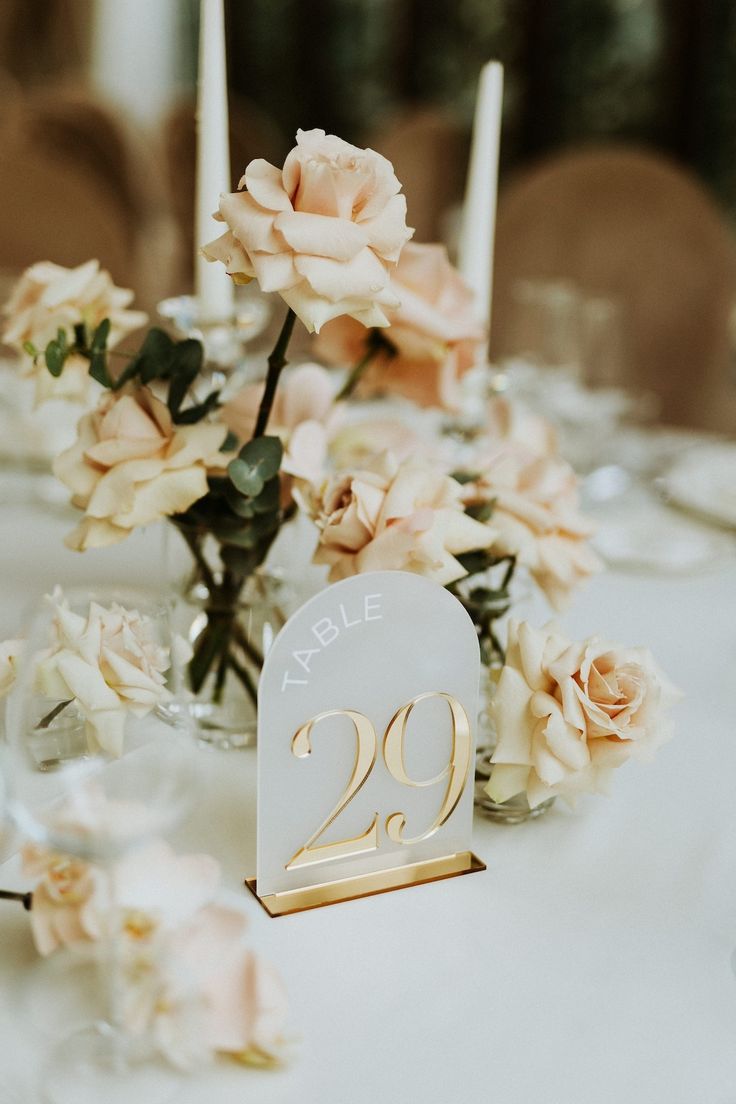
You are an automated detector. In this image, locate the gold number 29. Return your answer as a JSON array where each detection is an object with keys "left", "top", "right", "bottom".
[
  {"left": 285, "top": 710, "right": 379, "bottom": 871},
  {"left": 285, "top": 693, "right": 471, "bottom": 871}
]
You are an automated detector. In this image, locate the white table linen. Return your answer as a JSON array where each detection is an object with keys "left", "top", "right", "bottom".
[{"left": 1, "top": 493, "right": 735, "bottom": 1104}]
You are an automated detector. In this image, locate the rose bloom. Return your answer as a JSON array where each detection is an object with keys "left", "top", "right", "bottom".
[
  {"left": 222, "top": 362, "right": 340, "bottom": 484},
  {"left": 54, "top": 384, "right": 227, "bottom": 551},
  {"left": 306, "top": 453, "right": 494, "bottom": 585},
  {"left": 487, "top": 620, "right": 679, "bottom": 808},
  {"left": 0, "top": 638, "right": 22, "bottom": 699},
  {"left": 463, "top": 446, "right": 602, "bottom": 610},
  {"left": 485, "top": 396, "right": 558, "bottom": 459},
  {"left": 144, "top": 906, "right": 289, "bottom": 1069},
  {"left": 1, "top": 259, "right": 147, "bottom": 404},
  {"left": 315, "top": 242, "right": 486, "bottom": 409},
  {"left": 36, "top": 592, "right": 175, "bottom": 756},
  {"left": 22, "top": 844, "right": 102, "bottom": 956},
  {"left": 203, "top": 128, "right": 413, "bottom": 333}
]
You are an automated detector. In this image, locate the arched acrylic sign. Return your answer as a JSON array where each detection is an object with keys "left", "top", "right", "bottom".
[{"left": 246, "top": 571, "right": 485, "bottom": 916}]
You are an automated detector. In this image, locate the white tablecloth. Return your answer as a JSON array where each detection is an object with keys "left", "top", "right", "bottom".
[{"left": 1, "top": 492, "right": 736, "bottom": 1104}]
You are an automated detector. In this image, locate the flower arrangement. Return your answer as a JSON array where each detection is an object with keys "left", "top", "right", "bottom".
[{"left": 3, "top": 123, "right": 667, "bottom": 789}]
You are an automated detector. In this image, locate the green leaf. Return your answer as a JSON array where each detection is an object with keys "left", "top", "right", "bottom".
[
  {"left": 91, "top": 318, "right": 111, "bottom": 352},
  {"left": 220, "top": 430, "right": 238, "bottom": 453},
  {"left": 44, "top": 340, "right": 66, "bottom": 377},
  {"left": 173, "top": 389, "right": 220, "bottom": 425},
  {"left": 138, "top": 328, "right": 176, "bottom": 384},
  {"left": 465, "top": 502, "right": 494, "bottom": 523},
  {"left": 88, "top": 349, "right": 112, "bottom": 388},
  {"left": 450, "top": 470, "right": 479, "bottom": 485},
  {"left": 167, "top": 339, "right": 203, "bottom": 415},
  {"left": 456, "top": 550, "right": 493, "bottom": 577},
  {"left": 224, "top": 485, "right": 256, "bottom": 519},
  {"left": 252, "top": 476, "right": 281, "bottom": 514},
  {"left": 22, "top": 341, "right": 37, "bottom": 357},
  {"left": 228, "top": 436, "right": 283, "bottom": 496}
]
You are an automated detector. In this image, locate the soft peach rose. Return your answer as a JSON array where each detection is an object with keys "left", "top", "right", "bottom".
[
  {"left": 22, "top": 844, "right": 102, "bottom": 956},
  {"left": 54, "top": 384, "right": 227, "bottom": 550},
  {"left": 487, "top": 620, "right": 680, "bottom": 807},
  {"left": 203, "top": 128, "right": 413, "bottom": 333},
  {"left": 162, "top": 906, "right": 289, "bottom": 1067},
  {"left": 1, "top": 260, "right": 147, "bottom": 404},
  {"left": 222, "top": 363, "right": 340, "bottom": 484},
  {"left": 316, "top": 242, "right": 486, "bottom": 408},
  {"left": 35, "top": 591, "right": 175, "bottom": 756},
  {"left": 463, "top": 447, "right": 602, "bottom": 610},
  {"left": 306, "top": 453, "right": 494, "bottom": 584},
  {"left": 0, "top": 638, "right": 23, "bottom": 699},
  {"left": 485, "top": 396, "right": 558, "bottom": 459}
]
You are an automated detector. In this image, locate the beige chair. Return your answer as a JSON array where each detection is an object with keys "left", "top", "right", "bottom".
[
  {"left": 0, "top": 147, "right": 132, "bottom": 285},
  {"left": 491, "top": 145, "right": 736, "bottom": 431}
]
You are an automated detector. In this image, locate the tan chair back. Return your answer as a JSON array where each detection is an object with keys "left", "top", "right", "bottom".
[{"left": 491, "top": 145, "right": 736, "bottom": 430}]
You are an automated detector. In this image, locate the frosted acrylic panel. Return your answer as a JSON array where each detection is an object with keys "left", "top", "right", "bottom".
[{"left": 256, "top": 571, "right": 480, "bottom": 896}]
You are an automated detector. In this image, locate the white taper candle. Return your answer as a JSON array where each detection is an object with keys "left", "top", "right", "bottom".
[
  {"left": 195, "top": 0, "right": 235, "bottom": 322},
  {"left": 457, "top": 61, "right": 504, "bottom": 336}
]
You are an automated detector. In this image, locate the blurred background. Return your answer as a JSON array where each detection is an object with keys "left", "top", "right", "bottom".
[{"left": 1, "top": 0, "right": 736, "bottom": 430}]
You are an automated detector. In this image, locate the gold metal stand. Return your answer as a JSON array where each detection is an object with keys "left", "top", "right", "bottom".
[{"left": 244, "top": 850, "right": 486, "bottom": 918}]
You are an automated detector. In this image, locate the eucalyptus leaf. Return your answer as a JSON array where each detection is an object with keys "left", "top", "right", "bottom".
[
  {"left": 44, "top": 341, "right": 66, "bottom": 377},
  {"left": 174, "top": 390, "right": 221, "bottom": 425},
  {"left": 91, "top": 318, "right": 110, "bottom": 352},
  {"left": 89, "top": 349, "right": 112, "bottom": 388}
]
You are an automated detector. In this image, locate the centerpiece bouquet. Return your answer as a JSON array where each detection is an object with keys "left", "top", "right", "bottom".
[{"left": 3, "top": 126, "right": 675, "bottom": 818}]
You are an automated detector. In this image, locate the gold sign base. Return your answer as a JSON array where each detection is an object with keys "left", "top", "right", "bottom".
[{"left": 244, "top": 850, "right": 485, "bottom": 918}]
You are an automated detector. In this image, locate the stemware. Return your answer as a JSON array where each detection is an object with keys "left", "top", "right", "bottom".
[{"left": 3, "top": 586, "right": 198, "bottom": 1104}]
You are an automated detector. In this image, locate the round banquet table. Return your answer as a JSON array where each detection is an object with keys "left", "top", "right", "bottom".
[{"left": 0, "top": 484, "right": 735, "bottom": 1104}]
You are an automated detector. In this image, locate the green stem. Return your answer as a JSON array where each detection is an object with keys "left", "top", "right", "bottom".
[
  {"left": 335, "top": 345, "right": 380, "bottom": 401},
  {"left": 175, "top": 524, "right": 217, "bottom": 592},
  {"left": 37, "top": 699, "right": 73, "bottom": 729},
  {"left": 0, "top": 889, "right": 33, "bottom": 910},
  {"left": 251, "top": 308, "right": 297, "bottom": 439}
]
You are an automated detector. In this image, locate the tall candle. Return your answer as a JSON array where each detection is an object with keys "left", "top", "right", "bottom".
[
  {"left": 457, "top": 61, "right": 504, "bottom": 335},
  {"left": 195, "top": 0, "right": 235, "bottom": 322}
]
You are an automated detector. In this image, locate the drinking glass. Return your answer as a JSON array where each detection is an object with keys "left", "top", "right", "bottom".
[{"left": 4, "top": 586, "right": 198, "bottom": 1104}]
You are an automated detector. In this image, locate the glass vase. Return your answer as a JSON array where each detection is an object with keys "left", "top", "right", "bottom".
[
  {"left": 473, "top": 668, "right": 555, "bottom": 824},
  {"left": 171, "top": 557, "right": 289, "bottom": 750}
]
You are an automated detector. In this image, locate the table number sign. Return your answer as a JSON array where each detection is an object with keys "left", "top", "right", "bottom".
[{"left": 245, "top": 571, "right": 485, "bottom": 916}]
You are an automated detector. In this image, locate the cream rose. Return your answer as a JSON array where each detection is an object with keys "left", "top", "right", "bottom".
[
  {"left": 0, "top": 638, "right": 23, "bottom": 699},
  {"left": 54, "top": 384, "right": 227, "bottom": 550},
  {"left": 488, "top": 620, "right": 679, "bottom": 807},
  {"left": 316, "top": 242, "right": 486, "bottom": 408},
  {"left": 1, "top": 259, "right": 147, "bottom": 404},
  {"left": 306, "top": 453, "right": 494, "bottom": 584},
  {"left": 203, "top": 128, "right": 413, "bottom": 333},
  {"left": 464, "top": 447, "right": 602, "bottom": 610},
  {"left": 22, "top": 844, "right": 102, "bottom": 956},
  {"left": 36, "top": 592, "right": 175, "bottom": 756},
  {"left": 222, "top": 363, "right": 340, "bottom": 484}
]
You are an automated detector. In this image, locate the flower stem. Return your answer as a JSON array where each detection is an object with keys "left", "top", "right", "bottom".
[
  {"left": 335, "top": 331, "right": 394, "bottom": 401},
  {"left": 0, "top": 889, "right": 33, "bottom": 910},
  {"left": 37, "top": 699, "right": 74, "bottom": 729},
  {"left": 251, "top": 307, "right": 298, "bottom": 439}
]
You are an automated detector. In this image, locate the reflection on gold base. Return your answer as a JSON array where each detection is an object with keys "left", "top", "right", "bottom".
[{"left": 244, "top": 850, "right": 486, "bottom": 918}]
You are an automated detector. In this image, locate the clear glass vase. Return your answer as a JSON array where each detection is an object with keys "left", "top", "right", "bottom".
[
  {"left": 172, "top": 563, "right": 289, "bottom": 750},
  {"left": 473, "top": 668, "right": 555, "bottom": 824}
]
